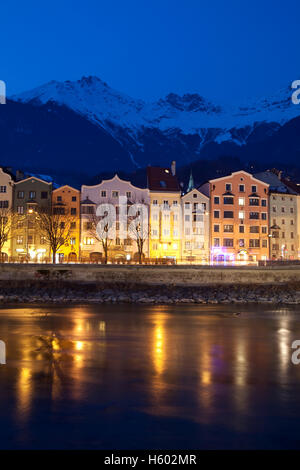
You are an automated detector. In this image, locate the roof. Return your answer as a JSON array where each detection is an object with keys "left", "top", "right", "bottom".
[
  {"left": 81, "top": 197, "right": 96, "bottom": 205},
  {"left": 147, "top": 166, "right": 180, "bottom": 192},
  {"left": 254, "top": 171, "right": 298, "bottom": 195},
  {"left": 208, "top": 170, "right": 269, "bottom": 186}
]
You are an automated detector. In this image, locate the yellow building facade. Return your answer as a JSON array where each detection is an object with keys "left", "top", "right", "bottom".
[
  {"left": 52, "top": 185, "right": 80, "bottom": 262},
  {"left": 147, "top": 164, "right": 182, "bottom": 262}
]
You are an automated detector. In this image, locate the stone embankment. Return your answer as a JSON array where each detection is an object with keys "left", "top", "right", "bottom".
[
  {"left": 0, "top": 281, "right": 299, "bottom": 304},
  {"left": 0, "top": 264, "right": 300, "bottom": 304}
]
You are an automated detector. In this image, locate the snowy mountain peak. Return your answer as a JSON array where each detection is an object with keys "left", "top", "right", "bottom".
[{"left": 11, "top": 76, "right": 300, "bottom": 146}]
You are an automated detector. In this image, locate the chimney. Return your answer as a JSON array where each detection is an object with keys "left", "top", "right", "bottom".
[
  {"left": 16, "top": 170, "right": 25, "bottom": 181},
  {"left": 278, "top": 170, "right": 282, "bottom": 181},
  {"left": 171, "top": 160, "right": 176, "bottom": 176}
]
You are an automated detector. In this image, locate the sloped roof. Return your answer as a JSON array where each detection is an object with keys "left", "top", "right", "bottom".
[
  {"left": 81, "top": 197, "right": 96, "bottom": 205},
  {"left": 254, "top": 171, "right": 298, "bottom": 195},
  {"left": 147, "top": 166, "right": 180, "bottom": 192}
]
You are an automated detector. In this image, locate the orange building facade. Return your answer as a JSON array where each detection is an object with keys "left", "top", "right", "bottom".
[
  {"left": 52, "top": 185, "right": 80, "bottom": 262},
  {"left": 200, "top": 171, "right": 269, "bottom": 264}
]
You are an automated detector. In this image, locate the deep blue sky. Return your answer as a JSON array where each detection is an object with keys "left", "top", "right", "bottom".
[{"left": 2, "top": 0, "right": 300, "bottom": 104}]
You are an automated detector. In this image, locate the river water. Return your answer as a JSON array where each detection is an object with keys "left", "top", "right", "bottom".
[{"left": 0, "top": 304, "right": 300, "bottom": 449}]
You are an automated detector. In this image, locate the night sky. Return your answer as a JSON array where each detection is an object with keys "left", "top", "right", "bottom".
[{"left": 2, "top": 0, "right": 300, "bottom": 103}]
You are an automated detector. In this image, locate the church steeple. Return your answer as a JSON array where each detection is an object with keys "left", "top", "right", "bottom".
[{"left": 187, "top": 170, "right": 194, "bottom": 193}]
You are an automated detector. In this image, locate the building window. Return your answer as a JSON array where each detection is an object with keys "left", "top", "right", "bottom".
[
  {"left": 261, "top": 213, "right": 267, "bottom": 220},
  {"left": 249, "top": 239, "right": 260, "bottom": 247},
  {"left": 239, "top": 239, "right": 245, "bottom": 247},
  {"left": 249, "top": 212, "right": 259, "bottom": 219},
  {"left": 214, "top": 196, "right": 220, "bottom": 204},
  {"left": 239, "top": 185, "right": 245, "bottom": 192},
  {"left": 40, "top": 236, "right": 46, "bottom": 245},
  {"left": 291, "top": 232, "right": 294, "bottom": 239},
  {"left": 224, "top": 225, "right": 233, "bottom": 232},
  {"left": 214, "top": 210, "right": 220, "bottom": 218},
  {"left": 262, "top": 240, "right": 268, "bottom": 248},
  {"left": 250, "top": 226, "right": 259, "bottom": 233},
  {"left": 57, "top": 196, "right": 62, "bottom": 202},
  {"left": 153, "top": 200, "right": 158, "bottom": 205},
  {"left": 72, "top": 196, "right": 77, "bottom": 201},
  {"left": 239, "top": 225, "right": 244, "bottom": 233},
  {"left": 225, "top": 183, "right": 232, "bottom": 191},
  {"left": 17, "top": 191, "right": 24, "bottom": 199},
  {"left": 224, "top": 211, "right": 234, "bottom": 218},
  {"left": 17, "top": 206, "right": 24, "bottom": 214},
  {"left": 0, "top": 200, "right": 8, "bottom": 208},
  {"left": 281, "top": 207, "right": 285, "bottom": 213},
  {"left": 214, "top": 225, "right": 219, "bottom": 232},
  {"left": 0, "top": 186, "right": 6, "bottom": 193},
  {"left": 223, "top": 238, "right": 233, "bottom": 247},
  {"left": 262, "top": 199, "right": 267, "bottom": 207},
  {"left": 238, "top": 198, "right": 244, "bottom": 205},
  {"left": 84, "top": 237, "right": 94, "bottom": 245},
  {"left": 126, "top": 191, "right": 131, "bottom": 199},
  {"left": 70, "top": 238, "right": 76, "bottom": 245},
  {"left": 262, "top": 226, "right": 267, "bottom": 234},
  {"left": 239, "top": 211, "right": 245, "bottom": 220},
  {"left": 29, "top": 191, "right": 36, "bottom": 199},
  {"left": 71, "top": 208, "right": 76, "bottom": 215},
  {"left": 112, "top": 191, "right": 119, "bottom": 198},
  {"left": 251, "top": 185, "right": 257, "bottom": 193},
  {"left": 54, "top": 207, "right": 65, "bottom": 215},
  {"left": 213, "top": 238, "right": 220, "bottom": 247},
  {"left": 82, "top": 206, "right": 95, "bottom": 215},
  {"left": 28, "top": 235, "right": 33, "bottom": 244},
  {"left": 224, "top": 197, "right": 234, "bottom": 205},
  {"left": 184, "top": 202, "right": 190, "bottom": 209},
  {"left": 101, "top": 191, "right": 106, "bottom": 197},
  {"left": 290, "top": 207, "right": 294, "bottom": 214},
  {"left": 84, "top": 222, "right": 92, "bottom": 230},
  {"left": 291, "top": 220, "right": 294, "bottom": 225},
  {"left": 17, "top": 236, "right": 23, "bottom": 245},
  {"left": 193, "top": 193, "right": 197, "bottom": 198},
  {"left": 249, "top": 198, "right": 259, "bottom": 206},
  {"left": 41, "top": 192, "right": 48, "bottom": 199}
]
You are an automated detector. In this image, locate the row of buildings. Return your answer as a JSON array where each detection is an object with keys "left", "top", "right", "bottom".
[{"left": 0, "top": 163, "right": 299, "bottom": 264}]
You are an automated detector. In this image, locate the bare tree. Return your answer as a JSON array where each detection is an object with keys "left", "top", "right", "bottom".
[
  {"left": 85, "top": 210, "right": 114, "bottom": 264},
  {"left": 35, "top": 207, "right": 75, "bottom": 263},
  {"left": 0, "top": 208, "right": 15, "bottom": 261},
  {"left": 127, "top": 202, "right": 150, "bottom": 264}
]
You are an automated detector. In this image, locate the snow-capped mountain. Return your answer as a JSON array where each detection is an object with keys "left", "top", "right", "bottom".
[
  {"left": 12, "top": 75, "right": 300, "bottom": 140},
  {"left": 1, "top": 75, "right": 299, "bottom": 183}
]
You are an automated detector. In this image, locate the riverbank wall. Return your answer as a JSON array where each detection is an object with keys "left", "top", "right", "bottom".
[
  {"left": 0, "top": 264, "right": 299, "bottom": 304},
  {"left": 1, "top": 263, "right": 300, "bottom": 286}
]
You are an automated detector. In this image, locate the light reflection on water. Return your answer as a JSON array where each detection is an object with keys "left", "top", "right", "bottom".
[{"left": 0, "top": 304, "right": 300, "bottom": 449}]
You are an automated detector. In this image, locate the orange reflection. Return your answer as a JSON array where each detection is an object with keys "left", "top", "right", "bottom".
[{"left": 152, "top": 320, "right": 165, "bottom": 375}]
